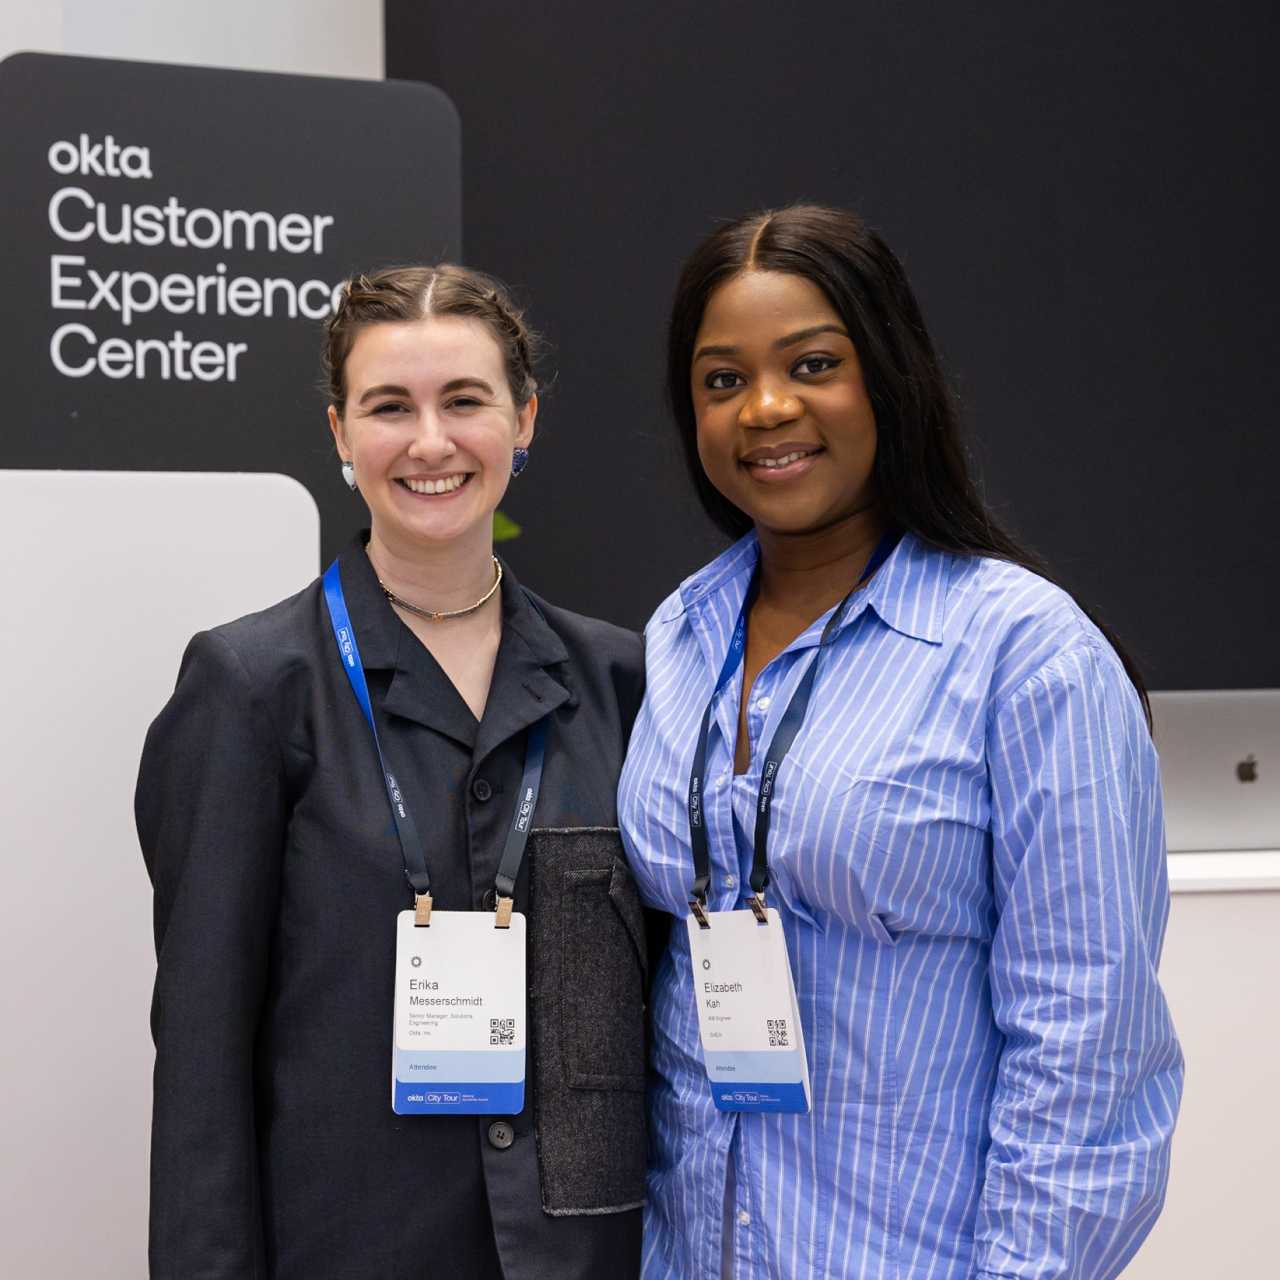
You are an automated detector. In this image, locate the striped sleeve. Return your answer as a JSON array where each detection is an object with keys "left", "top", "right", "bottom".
[{"left": 974, "top": 641, "right": 1184, "bottom": 1279}]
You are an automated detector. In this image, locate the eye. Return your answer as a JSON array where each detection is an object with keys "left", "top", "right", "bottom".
[
  {"left": 705, "top": 370, "right": 744, "bottom": 392},
  {"left": 370, "top": 401, "right": 409, "bottom": 415},
  {"left": 793, "top": 354, "right": 841, "bottom": 377},
  {"left": 446, "top": 396, "right": 484, "bottom": 410}
]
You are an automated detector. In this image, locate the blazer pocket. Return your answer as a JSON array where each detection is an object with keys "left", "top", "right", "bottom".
[
  {"left": 561, "top": 862, "right": 647, "bottom": 1091},
  {"left": 528, "top": 827, "right": 647, "bottom": 1216}
]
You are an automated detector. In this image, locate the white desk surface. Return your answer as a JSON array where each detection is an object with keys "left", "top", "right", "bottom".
[{"left": 1167, "top": 850, "right": 1280, "bottom": 893}]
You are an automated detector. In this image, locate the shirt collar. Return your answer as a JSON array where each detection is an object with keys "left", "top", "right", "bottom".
[
  {"left": 861, "top": 531, "right": 949, "bottom": 644},
  {"left": 663, "top": 531, "right": 760, "bottom": 620},
  {"left": 663, "top": 528, "right": 950, "bottom": 646}
]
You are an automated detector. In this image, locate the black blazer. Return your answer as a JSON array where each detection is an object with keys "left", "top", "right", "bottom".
[{"left": 136, "top": 537, "right": 648, "bottom": 1280}]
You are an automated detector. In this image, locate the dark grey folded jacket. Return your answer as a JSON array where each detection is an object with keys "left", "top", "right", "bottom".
[{"left": 527, "top": 827, "right": 648, "bottom": 1216}]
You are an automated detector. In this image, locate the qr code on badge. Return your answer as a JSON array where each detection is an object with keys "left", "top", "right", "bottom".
[
  {"left": 490, "top": 1018, "right": 516, "bottom": 1046},
  {"left": 767, "top": 1018, "right": 790, "bottom": 1047}
]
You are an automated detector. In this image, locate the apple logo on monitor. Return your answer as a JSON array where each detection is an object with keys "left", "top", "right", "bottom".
[{"left": 1236, "top": 754, "right": 1258, "bottom": 783}]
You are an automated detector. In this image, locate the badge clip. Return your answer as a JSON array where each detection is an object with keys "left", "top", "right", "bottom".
[
  {"left": 689, "top": 896, "right": 711, "bottom": 930},
  {"left": 414, "top": 892, "right": 433, "bottom": 927},
  {"left": 494, "top": 895, "right": 514, "bottom": 929},
  {"left": 746, "top": 894, "right": 768, "bottom": 925}
]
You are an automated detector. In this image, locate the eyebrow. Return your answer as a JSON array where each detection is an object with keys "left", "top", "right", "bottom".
[
  {"left": 440, "top": 377, "right": 496, "bottom": 397},
  {"left": 357, "top": 383, "right": 411, "bottom": 405},
  {"left": 357, "top": 377, "right": 496, "bottom": 405},
  {"left": 692, "top": 323, "right": 850, "bottom": 362}
]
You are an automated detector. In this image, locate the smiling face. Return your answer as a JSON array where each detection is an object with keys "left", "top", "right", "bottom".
[
  {"left": 328, "top": 316, "right": 535, "bottom": 556},
  {"left": 691, "top": 269, "right": 878, "bottom": 539}
]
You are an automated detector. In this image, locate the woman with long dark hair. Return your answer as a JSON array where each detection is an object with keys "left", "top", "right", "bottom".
[{"left": 619, "top": 206, "right": 1182, "bottom": 1279}]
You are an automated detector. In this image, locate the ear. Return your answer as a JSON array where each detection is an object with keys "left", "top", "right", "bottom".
[
  {"left": 514, "top": 393, "right": 537, "bottom": 449},
  {"left": 327, "top": 404, "right": 350, "bottom": 461}
]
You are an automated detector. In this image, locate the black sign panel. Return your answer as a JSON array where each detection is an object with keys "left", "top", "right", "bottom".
[{"left": 0, "top": 52, "right": 460, "bottom": 562}]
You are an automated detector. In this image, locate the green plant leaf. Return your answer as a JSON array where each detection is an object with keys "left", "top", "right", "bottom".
[{"left": 493, "top": 510, "right": 522, "bottom": 542}]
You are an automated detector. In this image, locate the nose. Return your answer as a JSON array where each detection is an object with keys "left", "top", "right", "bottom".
[
  {"left": 738, "top": 378, "right": 801, "bottom": 430},
  {"left": 406, "top": 410, "right": 457, "bottom": 465}
]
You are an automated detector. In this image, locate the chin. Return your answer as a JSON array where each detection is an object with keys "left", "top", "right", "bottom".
[
  {"left": 378, "top": 512, "right": 482, "bottom": 549},
  {"left": 755, "top": 498, "right": 878, "bottom": 540},
  {"left": 747, "top": 505, "right": 829, "bottom": 537}
]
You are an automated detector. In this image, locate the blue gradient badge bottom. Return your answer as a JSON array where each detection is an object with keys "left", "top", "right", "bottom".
[
  {"left": 703, "top": 1049, "right": 809, "bottom": 1113},
  {"left": 393, "top": 1048, "right": 525, "bottom": 1114}
]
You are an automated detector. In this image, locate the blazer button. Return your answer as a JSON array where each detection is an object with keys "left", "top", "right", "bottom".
[
  {"left": 487, "top": 1120, "right": 515, "bottom": 1150},
  {"left": 471, "top": 778, "right": 493, "bottom": 803}
]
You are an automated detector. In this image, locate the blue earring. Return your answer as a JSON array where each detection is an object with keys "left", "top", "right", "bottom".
[{"left": 511, "top": 447, "right": 530, "bottom": 477}]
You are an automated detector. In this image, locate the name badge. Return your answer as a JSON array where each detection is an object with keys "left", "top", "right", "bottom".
[
  {"left": 686, "top": 907, "right": 811, "bottom": 1113},
  {"left": 392, "top": 910, "right": 526, "bottom": 1115}
]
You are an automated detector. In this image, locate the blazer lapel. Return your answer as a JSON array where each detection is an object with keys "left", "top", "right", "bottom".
[{"left": 382, "top": 629, "right": 480, "bottom": 750}]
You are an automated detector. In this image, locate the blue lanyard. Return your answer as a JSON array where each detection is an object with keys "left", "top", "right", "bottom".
[
  {"left": 686, "top": 531, "right": 899, "bottom": 923},
  {"left": 322, "top": 560, "right": 548, "bottom": 907}
]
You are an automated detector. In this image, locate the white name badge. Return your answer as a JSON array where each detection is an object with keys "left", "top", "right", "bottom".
[
  {"left": 392, "top": 910, "right": 526, "bottom": 1115},
  {"left": 686, "top": 906, "right": 811, "bottom": 1113}
]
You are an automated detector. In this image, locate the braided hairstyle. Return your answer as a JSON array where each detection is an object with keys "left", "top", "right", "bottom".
[{"left": 322, "top": 264, "right": 540, "bottom": 413}]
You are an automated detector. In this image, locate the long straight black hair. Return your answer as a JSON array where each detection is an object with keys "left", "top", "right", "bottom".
[{"left": 667, "top": 204, "right": 1149, "bottom": 722}]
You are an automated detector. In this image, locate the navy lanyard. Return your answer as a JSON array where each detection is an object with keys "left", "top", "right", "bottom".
[
  {"left": 322, "top": 560, "right": 548, "bottom": 922},
  {"left": 686, "top": 531, "right": 899, "bottom": 924}
]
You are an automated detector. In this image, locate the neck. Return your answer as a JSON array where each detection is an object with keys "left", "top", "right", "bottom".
[
  {"left": 755, "top": 504, "right": 887, "bottom": 614},
  {"left": 366, "top": 523, "right": 498, "bottom": 618}
]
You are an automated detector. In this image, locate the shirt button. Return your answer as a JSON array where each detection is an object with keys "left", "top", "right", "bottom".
[
  {"left": 471, "top": 778, "right": 493, "bottom": 803},
  {"left": 487, "top": 1120, "right": 515, "bottom": 1150},
  {"left": 724, "top": 875, "right": 737, "bottom": 888},
  {"left": 737, "top": 1208, "right": 751, "bottom": 1226},
  {"left": 754, "top": 696, "right": 771, "bottom": 712}
]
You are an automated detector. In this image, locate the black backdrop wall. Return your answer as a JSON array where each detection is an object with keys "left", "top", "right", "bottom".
[{"left": 386, "top": 2, "right": 1278, "bottom": 689}]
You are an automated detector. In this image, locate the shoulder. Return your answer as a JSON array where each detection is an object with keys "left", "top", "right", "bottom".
[
  {"left": 203, "top": 578, "right": 325, "bottom": 665},
  {"left": 522, "top": 589, "right": 643, "bottom": 677},
  {"left": 179, "top": 577, "right": 325, "bottom": 694},
  {"left": 943, "top": 551, "right": 1131, "bottom": 713}
]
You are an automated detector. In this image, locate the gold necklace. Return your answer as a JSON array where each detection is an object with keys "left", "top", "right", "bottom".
[{"left": 378, "top": 556, "right": 503, "bottom": 621}]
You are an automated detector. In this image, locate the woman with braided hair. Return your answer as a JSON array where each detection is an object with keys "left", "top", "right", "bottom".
[{"left": 137, "top": 264, "right": 649, "bottom": 1279}]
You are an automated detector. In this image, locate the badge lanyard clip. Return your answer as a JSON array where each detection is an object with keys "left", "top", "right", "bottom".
[{"left": 324, "top": 559, "right": 549, "bottom": 930}]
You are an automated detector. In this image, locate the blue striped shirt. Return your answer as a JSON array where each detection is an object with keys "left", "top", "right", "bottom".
[{"left": 618, "top": 531, "right": 1182, "bottom": 1279}]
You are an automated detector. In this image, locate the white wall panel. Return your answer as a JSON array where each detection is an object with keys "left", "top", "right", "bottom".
[
  {"left": 1121, "top": 880, "right": 1280, "bottom": 1277},
  {"left": 0, "top": 470, "right": 318, "bottom": 1276},
  {"left": 3, "top": 0, "right": 382, "bottom": 78},
  {"left": 0, "top": 0, "right": 63, "bottom": 61}
]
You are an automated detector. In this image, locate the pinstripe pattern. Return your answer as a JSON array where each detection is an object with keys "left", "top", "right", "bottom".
[{"left": 618, "top": 532, "right": 1182, "bottom": 1279}]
